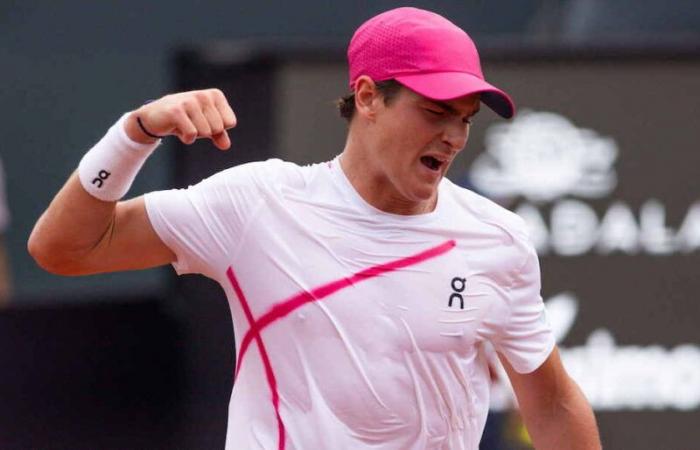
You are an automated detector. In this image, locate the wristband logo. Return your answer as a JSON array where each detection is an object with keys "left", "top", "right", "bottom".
[{"left": 91, "top": 170, "right": 111, "bottom": 188}]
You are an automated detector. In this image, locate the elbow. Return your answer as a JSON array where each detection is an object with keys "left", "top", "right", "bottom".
[{"left": 27, "top": 229, "right": 83, "bottom": 276}]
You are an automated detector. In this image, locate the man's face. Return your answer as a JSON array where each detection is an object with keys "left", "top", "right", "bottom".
[{"left": 369, "top": 86, "right": 480, "bottom": 207}]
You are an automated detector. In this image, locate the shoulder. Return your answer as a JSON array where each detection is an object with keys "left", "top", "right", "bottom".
[
  {"left": 195, "top": 158, "right": 312, "bottom": 192},
  {"left": 442, "top": 178, "right": 529, "bottom": 243},
  {"left": 441, "top": 178, "right": 536, "bottom": 277}
]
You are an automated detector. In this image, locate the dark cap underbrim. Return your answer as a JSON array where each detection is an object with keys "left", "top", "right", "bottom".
[{"left": 394, "top": 72, "right": 515, "bottom": 119}]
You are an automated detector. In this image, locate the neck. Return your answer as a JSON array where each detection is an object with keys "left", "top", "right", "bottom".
[{"left": 339, "top": 135, "right": 437, "bottom": 216}]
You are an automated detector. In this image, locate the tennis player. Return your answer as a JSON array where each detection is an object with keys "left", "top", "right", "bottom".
[{"left": 29, "top": 7, "right": 600, "bottom": 449}]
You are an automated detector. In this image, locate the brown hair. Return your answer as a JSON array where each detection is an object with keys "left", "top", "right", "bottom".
[{"left": 336, "top": 79, "right": 403, "bottom": 122}]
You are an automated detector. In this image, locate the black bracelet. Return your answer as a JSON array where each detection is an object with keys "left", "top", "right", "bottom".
[{"left": 136, "top": 116, "right": 166, "bottom": 139}]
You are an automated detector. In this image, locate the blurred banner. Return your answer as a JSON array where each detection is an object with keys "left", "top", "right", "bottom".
[{"left": 174, "top": 43, "right": 700, "bottom": 449}]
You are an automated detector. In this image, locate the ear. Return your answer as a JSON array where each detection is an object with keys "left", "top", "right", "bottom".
[{"left": 354, "top": 76, "right": 381, "bottom": 120}]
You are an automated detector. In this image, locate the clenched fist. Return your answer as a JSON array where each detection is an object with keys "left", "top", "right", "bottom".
[{"left": 125, "top": 89, "right": 237, "bottom": 150}]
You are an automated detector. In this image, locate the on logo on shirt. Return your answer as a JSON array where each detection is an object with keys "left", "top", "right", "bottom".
[{"left": 448, "top": 277, "right": 467, "bottom": 309}]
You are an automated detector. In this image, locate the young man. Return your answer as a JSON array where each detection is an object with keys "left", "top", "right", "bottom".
[{"left": 29, "top": 7, "right": 600, "bottom": 450}]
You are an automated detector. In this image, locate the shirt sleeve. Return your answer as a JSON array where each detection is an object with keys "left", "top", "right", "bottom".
[
  {"left": 492, "top": 238, "right": 556, "bottom": 374},
  {"left": 144, "top": 160, "right": 281, "bottom": 279}
]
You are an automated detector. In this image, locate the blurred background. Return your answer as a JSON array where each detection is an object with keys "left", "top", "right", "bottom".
[{"left": 2, "top": 1, "right": 699, "bottom": 448}]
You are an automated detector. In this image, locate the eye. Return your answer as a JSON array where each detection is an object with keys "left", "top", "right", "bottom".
[
  {"left": 463, "top": 116, "right": 473, "bottom": 125},
  {"left": 424, "top": 108, "right": 445, "bottom": 116}
]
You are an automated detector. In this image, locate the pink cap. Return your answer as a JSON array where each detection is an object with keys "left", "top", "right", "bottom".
[{"left": 348, "top": 7, "right": 515, "bottom": 118}]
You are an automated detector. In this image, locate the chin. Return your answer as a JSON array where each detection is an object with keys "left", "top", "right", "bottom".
[{"left": 409, "top": 183, "right": 439, "bottom": 202}]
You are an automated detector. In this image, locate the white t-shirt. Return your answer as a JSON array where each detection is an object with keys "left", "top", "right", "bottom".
[{"left": 145, "top": 158, "right": 554, "bottom": 450}]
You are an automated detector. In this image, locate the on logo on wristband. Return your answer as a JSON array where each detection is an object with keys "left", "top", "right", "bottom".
[
  {"left": 91, "top": 170, "right": 111, "bottom": 188},
  {"left": 78, "top": 112, "right": 159, "bottom": 202}
]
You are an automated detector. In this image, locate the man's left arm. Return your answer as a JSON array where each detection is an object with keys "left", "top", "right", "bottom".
[{"left": 499, "top": 346, "right": 601, "bottom": 450}]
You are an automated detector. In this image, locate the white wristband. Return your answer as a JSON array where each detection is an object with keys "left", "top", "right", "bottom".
[{"left": 78, "top": 113, "right": 161, "bottom": 202}]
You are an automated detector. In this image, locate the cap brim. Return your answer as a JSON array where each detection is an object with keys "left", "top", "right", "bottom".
[{"left": 394, "top": 72, "right": 515, "bottom": 119}]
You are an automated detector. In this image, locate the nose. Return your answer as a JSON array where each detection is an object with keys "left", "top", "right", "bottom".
[{"left": 441, "top": 119, "right": 470, "bottom": 151}]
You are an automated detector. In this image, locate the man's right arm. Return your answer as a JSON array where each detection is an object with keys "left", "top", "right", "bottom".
[{"left": 28, "top": 89, "right": 237, "bottom": 276}]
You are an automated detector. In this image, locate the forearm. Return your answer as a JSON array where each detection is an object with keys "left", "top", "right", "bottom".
[
  {"left": 502, "top": 349, "right": 601, "bottom": 450},
  {"left": 524, "top": 378, "right": 600, "bottom": 450},
  {"left": 28, "top": 172, "right": 119, "bottom": 274}
]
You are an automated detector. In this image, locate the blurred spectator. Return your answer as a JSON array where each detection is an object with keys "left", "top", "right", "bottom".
[{"left": 0, "top": 157, "right": 12, "bottom": 306}]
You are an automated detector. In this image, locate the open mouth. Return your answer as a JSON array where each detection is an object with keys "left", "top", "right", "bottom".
[{"left": 420, "top": 155, "right": 443, "bottom": 172}]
